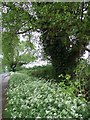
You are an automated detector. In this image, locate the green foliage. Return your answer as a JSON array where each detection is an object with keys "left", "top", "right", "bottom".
[
  {"left": 74, "top": 59, "right": 90, "bottom": 101},
  {"left": 2, "top": 2, "right": 34, "bottom": 33},
  {"left": 20, "top": 53, "right": 34, "bottom": 63},
  {"left": 2, "top": 32, "right": 19, "bottom": 71},
  {"left": 5, "top": 73, "right": 90, "bottom": 118},
  {"left": 2, "top": 2, "right": 90, "bottom": 77},
  {"left": 0, "top": 64, "right": 3, "bottom": 73},
  {"left": 16, "top": 41, "right": 36, "bottom": 67},
  {"left": 32, "top": 2, "right": 90, "bottom": 77},
  {"left": 2, "top": 3, "right": 90, "bottom": 118},
  {"left": 2, "top": 2, "right": 36, "bottom": 71},
  {"left": 20, "top": 65, "right": 55, "bottom": 79}
]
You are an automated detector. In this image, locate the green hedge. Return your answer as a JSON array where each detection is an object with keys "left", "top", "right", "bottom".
[{"left": 19, "top": 65, "right": 55, "bottom": 79}]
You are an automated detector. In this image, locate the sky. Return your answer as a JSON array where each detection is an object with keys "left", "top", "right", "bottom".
[{"left": 82, "top": 50, "right": 89, "bottom": 59}]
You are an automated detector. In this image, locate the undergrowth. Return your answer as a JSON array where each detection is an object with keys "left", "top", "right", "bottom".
[{"left": 4, "top": 73, "right": 90, "bottom": 119}]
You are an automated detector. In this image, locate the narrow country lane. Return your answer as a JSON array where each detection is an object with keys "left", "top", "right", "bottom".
[{"left": 0, "top": 73, "right": 10, "bottom": 120}]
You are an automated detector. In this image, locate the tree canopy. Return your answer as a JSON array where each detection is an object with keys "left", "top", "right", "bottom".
[
  {"left": 32, "top": 2, "right": 90, "bottom": 77},
  {"left": 2, "top": 2, "right": 36, "bottom": 71},
  {"left": 2, "top": 2, "right": 90, "bottom": 77}
]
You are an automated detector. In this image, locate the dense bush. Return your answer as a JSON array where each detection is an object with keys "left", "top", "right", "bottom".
[
  {"left": 74, "top": 59, "right": 90, "bottom": 101},
  {"left": 4, "top": 73, "right": 90, "bottom": 119},
  {"left": 20, "top": 65, "right": 55, "bottom": 79}
]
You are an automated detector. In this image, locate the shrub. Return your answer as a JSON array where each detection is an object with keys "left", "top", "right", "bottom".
[
  {"left": 74, "top": 59, "right": 90, "bottom": 101},
  {"left": 19, "top": 65, "right": 55, "bottom": 79},
  {"left": 4, "top": 73, "right": 90, "bottom": 119}
]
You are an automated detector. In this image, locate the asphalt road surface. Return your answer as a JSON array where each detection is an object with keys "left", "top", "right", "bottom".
[{"left": 0, "top": 73, "right": 10, "bottom": 119}]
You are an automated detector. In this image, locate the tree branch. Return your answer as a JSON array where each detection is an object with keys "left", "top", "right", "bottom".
[
  {"left": 16, "top": 28, "right": 31, "bottom": 34},
  {"left": 85, "top": 48, "right": 90, "bottom": 52},
  {"left": 16, "top": 28, "right": 40, "bottom": 34}
]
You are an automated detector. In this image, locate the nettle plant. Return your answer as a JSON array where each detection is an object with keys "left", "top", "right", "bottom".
[{"left": 5, "top": 73, "right": 90, "bottom": 119}]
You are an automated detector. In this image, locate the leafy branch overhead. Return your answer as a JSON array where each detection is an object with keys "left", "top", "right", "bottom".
[
  {"left": 32, "top": 2, "right": 90, "bottom": 76},
  {"left": 2, "top": 2, "right": 90, "bottom": 75},
  {"left": 2, "top": 2, "right": 36, "bottom": 71}
]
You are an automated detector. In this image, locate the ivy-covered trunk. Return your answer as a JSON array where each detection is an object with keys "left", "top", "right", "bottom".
[{"left": 42, "top": 30, "right": 81, "bottom": 79}]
